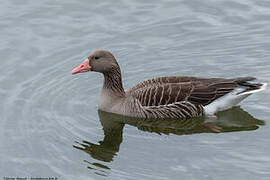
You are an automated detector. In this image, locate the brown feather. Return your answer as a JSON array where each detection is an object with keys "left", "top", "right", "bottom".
[{"left": 127, "top": 76, "right": 262, "bottom": 107}]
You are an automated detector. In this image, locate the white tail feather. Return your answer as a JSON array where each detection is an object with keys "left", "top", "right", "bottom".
[
  {"left": 240, "top": 83, "right": 267, "bottom": 95},
  {"left": 204, "top": 83, "right": 267, "bottom": 115}
]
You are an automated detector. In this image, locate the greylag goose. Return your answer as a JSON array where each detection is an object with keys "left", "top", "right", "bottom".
[{"left": 72, "top": 50, "right": 267, "bottom": 119}]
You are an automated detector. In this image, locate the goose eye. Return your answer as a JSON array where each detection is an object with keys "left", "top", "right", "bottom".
[{"left": 94, "top": 56, "right": 99, "bottom": 60}]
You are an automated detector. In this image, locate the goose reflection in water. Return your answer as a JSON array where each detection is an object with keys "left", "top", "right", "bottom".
[{"left": 73, "top": 106, "right": 264, "bottom": 174}]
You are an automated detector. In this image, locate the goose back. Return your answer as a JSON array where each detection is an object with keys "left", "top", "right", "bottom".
[{"left": 127, "top": 76, "right": 261, "bottom": 108}]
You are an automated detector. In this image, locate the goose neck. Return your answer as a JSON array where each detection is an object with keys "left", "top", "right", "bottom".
[{"left": 103, "top": 68, "right": 125, "bottom": 97}]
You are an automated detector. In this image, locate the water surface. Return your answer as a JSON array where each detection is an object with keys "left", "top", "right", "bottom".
[{"left": 0, "top": 0, "right": 270, "bottom": 180}]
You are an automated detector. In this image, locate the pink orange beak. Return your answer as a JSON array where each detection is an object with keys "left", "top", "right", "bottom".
[{"left": 72, "top": 59, "right": 91, "bottom": 74}]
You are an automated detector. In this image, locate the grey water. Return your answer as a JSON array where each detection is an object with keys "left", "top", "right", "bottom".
[{"left": 0, "top": 0, "right": 270, "bottom": 179}]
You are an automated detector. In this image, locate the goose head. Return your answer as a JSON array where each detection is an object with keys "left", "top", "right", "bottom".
[{"left": 72, "top": 50, "right": 119, "bottom": 74}]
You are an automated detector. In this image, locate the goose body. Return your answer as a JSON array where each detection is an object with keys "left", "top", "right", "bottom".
[{"left": 72, "top": 50, "right": 266, "bottom": 119}]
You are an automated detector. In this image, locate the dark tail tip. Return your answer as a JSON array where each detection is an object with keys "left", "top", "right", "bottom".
[{"left": 234, "top": 77, "right": 257, "bottom": 83}]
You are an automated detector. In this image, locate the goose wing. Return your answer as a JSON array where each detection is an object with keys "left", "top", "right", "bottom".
[
  {"left": 127, "top": 76, "right": 215, "bottom": 92},
  {"left": 127, "top": 76, "right": 258, "bottom": 107}
]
